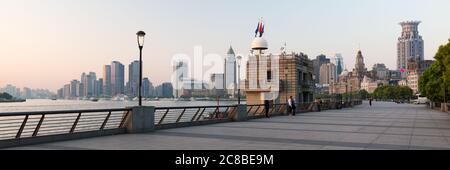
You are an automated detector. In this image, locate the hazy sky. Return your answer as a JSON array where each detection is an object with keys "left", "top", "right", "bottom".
[{"left": 1, "top": 0, "right": 450, "bottom": 92}]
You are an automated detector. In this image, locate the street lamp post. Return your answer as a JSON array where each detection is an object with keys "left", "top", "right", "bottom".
[
  {"left": 136, "top": 31, "right": 146, "bottom": 106},
  {"left": 236, "top": 55, "right": 242, "bottom": 105}
]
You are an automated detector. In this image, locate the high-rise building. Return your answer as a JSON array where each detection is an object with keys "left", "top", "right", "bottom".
[
  {"left": 333, "top": 54, "right": 344, "bottom": 76},
  {"left": 22, "top": 87, "right": 32, "bottom": 99},
  {"left": 319, "top": 63, "right": 337, "bottom": 85},
  {"left": 80, "top": 73, "right": 87, "bottom": 97},
  {"left": 172, "top": 60, "right": 189, "bottom": 98},
  {"left": 224, "top": 46, "right": 237, "bottom": 97},
  {"left": 111, "top": 61, "right": 125, "bottom": 96},
  {"left": 142, "top": 78, "right": 154, "bottom": 98},
  {"left": 210, "top": 73, "right": 226, "bottom": 96},
  {"left": 397, "top": 21, "right": 424, "bottom": 78},
  {"left": 0, "top": 84, "right": 20, "bottom": 98},
  {"left": 97, "top": 78, "right": 103, "bottom": 97},
  {"left": 63, "top": 84, "right": 71, "bottom": 99},
  {"left": 81, "top": 72, "right": 97, "bottom": 97},
  {"left": 70, "top": 80, "right": 80, "bottom": 97},
  {"left": 312, "top": 54, "right": 330, "bottom": 84},
  {"left": 155, "top": 82, "right": 173, "bottom": 98},
  {"left": 127, "top": 60, "right": 140, "bottom": 98},
  {"left": 103, "top": 65, "right": 112, "bottom": 97}
]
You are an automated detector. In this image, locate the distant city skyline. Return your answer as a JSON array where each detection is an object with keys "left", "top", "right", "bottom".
[{"left": 1, "top": 0, "right": 450, "bottom": 91}]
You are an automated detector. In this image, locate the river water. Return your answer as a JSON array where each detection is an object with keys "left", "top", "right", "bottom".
[{"left": 0, "top": 99, "right": 241, "bottom": 113}]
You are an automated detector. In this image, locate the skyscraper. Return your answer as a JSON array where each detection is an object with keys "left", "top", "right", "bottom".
[
  {"left": 319, "top": 63, "right": 337, "bottom": 85},
  {"left": 81, "top": 72, "right": 97, "bottom": 97},
  {"left": 333, "top": 54, "right": 344, "bottom": 76},
  {"left": 103, "top": 65, "right": 112, "bottom": 97},
  {"left": 63, "top": 84, "right": 71, "bottom": 99},
  {"left": 97, "top": 78, "right": 103, "bottom": 97},
  {"left": 111, "top": 61, "right": 125, "bottom": 96},
  {"left": 172, "top": 60, "right": 189, "bottom": 98},
  {"left": 70, "top": 80, "right": 80, "bottom": 97},
  {"left": 224, "top": 46, "right": 237, "bottom": 97},
  {"left": 88, "top": 72, "right": 97, "bottom": 97},
  {"left": 80, "top": 72, "right": 87, "bottom": 97},
  {"left": 142, "top": 78, "right": 153, "bottom": 98},
  {"left": 312, "top": 54, "right": 331, "bottom": 84},
  {"left": 128, "top": 60, "right": 140, "bottom": 98},
  {"left": 397, "top": 21, "right": 424, "bottom": 78}
]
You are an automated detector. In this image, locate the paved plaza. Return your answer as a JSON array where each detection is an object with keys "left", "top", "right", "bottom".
[{"left": 9, "top": 102, "right": 450, "bottom": 150}]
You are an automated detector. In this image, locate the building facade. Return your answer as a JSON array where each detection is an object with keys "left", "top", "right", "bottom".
[
  {"left": 397, "top": 21, "right": 424, "bottom": 78},
  {"left": 111, "top": 61, "right": 125, "bottom": 96},
  {"left": 372, "top": 63, "right": 388, "bottom": 80},
  {"left": 128, "top": 60, "right": 140, "bottom": 98},
  {"left": 103, "top": 65, "right": 112, "bottom": 97},
  {"left": 224, "top": 46, "right": 237, "bottom": 97},
  {"left": 312, "top": 54, "right": 330, "bottom": 84},
  {"left": 319, "top": 63, "right": 337, "bottom": 85},
  {"left": 173, "top": 60, "right": 189, "bottom": 98},
  {"left": 334, "top": 54, "right": 344, "bottom": 77}
]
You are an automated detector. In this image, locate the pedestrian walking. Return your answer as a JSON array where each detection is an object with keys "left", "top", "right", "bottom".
[
  {"left": 369, "top": 97, "right": 373, "bottom": 106},
  {"left": 289, "top": 96, "right": 297, "bottom": 116},
  {"left": 264, "top": 100, "right": 270, "bottom": 118}
]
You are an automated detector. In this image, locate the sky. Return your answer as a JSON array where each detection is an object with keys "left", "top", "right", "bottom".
[{"left": 1, "top": 0, "right": 450, "bottom": 92}]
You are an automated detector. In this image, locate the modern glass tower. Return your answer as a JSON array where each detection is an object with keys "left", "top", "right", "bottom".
[
  {"left": 103, "top": 65, "right": 112, "bottom": 97},
  {"left": 128, "top": 60, "right": 140, "bottom": 98},
  {"left": 111, "top": 61, "right": 125, "bottom": 96}
]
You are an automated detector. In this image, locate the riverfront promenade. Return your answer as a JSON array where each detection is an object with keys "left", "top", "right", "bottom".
[{"left": 8, "top": 102, "right": 450, "bottom": 150}]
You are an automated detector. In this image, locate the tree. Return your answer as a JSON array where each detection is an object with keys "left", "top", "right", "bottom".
[
  {"left": 359, "top": 90, "right": 369, "bottom": 100},
  {"left": 372, "top": 85, "right": 413, "bottom": 101},
  {"left": 419, "top": 39, "right": 450, "bottom": 103},
  {"left": 0, "top": 92, "right": 13, "bottom": 100}
]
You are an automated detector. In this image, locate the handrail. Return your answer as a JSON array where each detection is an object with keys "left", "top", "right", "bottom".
[
  {"left": 0, "top": 108, "right": 132, "bottom": 141},
  {"left": 0, "top": 108, "right": 132, "bottom": 117},
  {"left": 154, "top": 105, "right": 237, "bottom": 110}
]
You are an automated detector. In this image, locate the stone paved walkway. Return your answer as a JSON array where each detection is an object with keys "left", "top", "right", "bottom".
[{"left": 8, "top": 102, "right": 450, "bottom": 150}]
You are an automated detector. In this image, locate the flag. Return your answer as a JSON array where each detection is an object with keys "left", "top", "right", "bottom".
[
  {"left": 255, "top": 21, "right": 260, "bottom": 37},
  {"left": 254, "top": 18, "right": 265, "bottom": 37}
]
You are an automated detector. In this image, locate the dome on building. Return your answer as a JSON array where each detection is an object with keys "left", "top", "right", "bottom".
[
  {"left": 251, "top": 37, "right": 268, "bottom": 50},
  {"left": 340, "top": 69, "right": 349, "bottom": 77}
]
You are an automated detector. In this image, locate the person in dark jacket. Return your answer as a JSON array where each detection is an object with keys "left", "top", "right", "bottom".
[
  {"left": 264, "top": 100, "right": 270, "bottom": 118},
  {"left": 289, "top": 96, "right": 297, "bottom": 116}
]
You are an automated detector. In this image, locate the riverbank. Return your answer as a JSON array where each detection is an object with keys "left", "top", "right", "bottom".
[{"left": 0, "top": 99, "right": 26, "bottom": 103}]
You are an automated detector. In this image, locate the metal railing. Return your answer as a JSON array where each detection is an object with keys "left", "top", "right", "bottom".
[
  {"left": 246, "top": 104, "right": 288, "bottom": 117},
  {"left": 246, "top": 103, "right": 317, "bottom": 117},
  {"left": 0, "top": 101, "right": 363, "bottom": 143},
  {"left": 0, "top": 108, "right": 131, "bottom": 141},
  {"left": 154, "top": 105, "right": 237, "bottom": 127}
]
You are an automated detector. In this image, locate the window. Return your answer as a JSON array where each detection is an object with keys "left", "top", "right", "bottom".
[{"left": 267, "top": 70, "right": 272, "bottom": 82}]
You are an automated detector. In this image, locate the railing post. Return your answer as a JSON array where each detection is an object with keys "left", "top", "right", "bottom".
[
  {"left": 16, "top": 115, "right": 29, "bottom": 139},
  {"left": 100, "top": 111, "right": 112, "bottom": 130},
  {"left": 232, "top": 104, "right": 248, "bottom": 122},
  {"left": 124, "top": 106, "right": 155, "bottom": 133},
  {"left": 70, "top": 113, "right": 82, "bottom": 133},
  {"left": 32, "top": 114, "right": 46, "bottom": 137}
]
